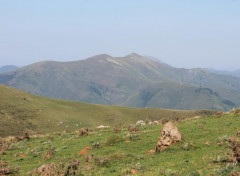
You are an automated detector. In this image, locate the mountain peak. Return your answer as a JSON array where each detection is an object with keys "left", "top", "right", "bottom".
[
  {"left": 89, "top": 54, "right": 112, "bottom": 60},
  {"left": 126, "top": 53, "right": 142, "bottom": 58}
]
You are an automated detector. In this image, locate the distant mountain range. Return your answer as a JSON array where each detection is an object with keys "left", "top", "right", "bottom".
[
  {"left": 0, "top": 53, "right": 240, "bottom": 111},
  {"left": 0, "top": 65, "right": 18, "bottom": 73},
  {"left": 205, "top": 68, "right": 240, "bottom": 78}
]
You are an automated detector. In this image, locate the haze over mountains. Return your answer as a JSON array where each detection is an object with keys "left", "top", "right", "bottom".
[{"left": 0, "top": 53, "right": 240, "bottom": 111}]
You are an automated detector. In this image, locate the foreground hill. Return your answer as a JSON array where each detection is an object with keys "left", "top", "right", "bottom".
[
  {"left": 0, "top": 53, "right": 239, "bottom": 111},
  {"left": 1, "top": 110, "right": 240, "bottom": 175},
  {"left": 0, "top": 84, "right": 213, "bottom": 137}
]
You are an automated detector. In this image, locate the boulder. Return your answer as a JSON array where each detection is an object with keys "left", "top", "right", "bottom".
[{"left": 155, "top": 122, "right": 182, "bottom": 152}]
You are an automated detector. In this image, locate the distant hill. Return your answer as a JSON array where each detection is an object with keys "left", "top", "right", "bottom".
[
  {"left": 0, "top": 65, "right": 18, "bottom": 73},
  {"left": 205, "top": 68, "right": 240, "bottom": 78},
  {"left": 0, "top": 84, "right": 213, "bottom": 137},
  {"left": 0, "top": 53, "right": 240, "bottom": 111}
]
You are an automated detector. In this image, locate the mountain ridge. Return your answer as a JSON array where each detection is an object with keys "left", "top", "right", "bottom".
[{"left": 0, "top": 53, "right": 239, "bottom": 111}]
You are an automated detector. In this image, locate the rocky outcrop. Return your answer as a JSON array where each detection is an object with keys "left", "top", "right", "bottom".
[{"left": 155, "top": 122, "right": 182, "bottom": 152}]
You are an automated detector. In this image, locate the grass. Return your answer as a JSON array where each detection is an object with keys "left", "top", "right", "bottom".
[
  {"left": 0, "top": 84, "right": 215, "bottom": 137},
  {"left": 1, "top": 112, "right": 240, "bottom": 175}
]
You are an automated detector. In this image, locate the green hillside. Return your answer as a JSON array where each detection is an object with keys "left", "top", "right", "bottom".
[
  {"left": 0, "top": 53, "right": 239, "bottom": 111},
  {"left": 1, "top": 109, "right": 240, "bottom": 175},
  {"left": 0, "top": 84, "right": 214, "bottom": 137}
]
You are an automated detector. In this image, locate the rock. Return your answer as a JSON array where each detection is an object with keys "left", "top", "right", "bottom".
[
  {"left": 161, "top": 122, "right": 182, "bottom": 142},
  {"left": 237, "top": 131, "right": 240, "bottom": 137},
  {"left": 97, "top": 125, "right": 110, "bottom": 130},
  {"left": 148, "top": 121, "right": 153, "bottom": 125},
  {"left": 136, "top": 120, "right": 146, "bottom": 126},
  {"left": 204, "top": 141, "right": 211, "bottom": 146},
  {"left": 155, "top": 122, "right": 182, "bottom": 152},
  {"left": 152, "top": 121, "right": 160, "bottom": 125},
  {"left": 216, "top": 111, "right": 223, "bottom": 117},
  {"left": 193, "top": 116, "right": 201, "bottom": 119},
  {"left": 146, "top": 150, "right": 155, "bottom": 155},
  {"left": 78, "top": 128, "right": 88, "bottom": 136}
]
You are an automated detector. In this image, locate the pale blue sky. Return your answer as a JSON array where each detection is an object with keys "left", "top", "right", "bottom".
[{"left": 0, "top": 0, "right": 239, "bottom": 69}]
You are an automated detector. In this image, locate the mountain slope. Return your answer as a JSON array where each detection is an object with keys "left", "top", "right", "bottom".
[
  {"left": 0, "top": 65, "right": 18, "bottom": 73},
  {"left": 0, "top": 53, "right": 239, "bottom": 111},
  {"left": 0, "top": 84, "right": 213, "bottom": 137},
  {"left": 205, "top": 68, "right": 240, "bottom": 78}
]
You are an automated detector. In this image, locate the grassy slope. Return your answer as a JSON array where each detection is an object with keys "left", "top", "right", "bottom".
[
  {"left": 2, "top": 112, "right": 240, "bottom": 175},
  {"left": 0, "top": 84, "right": 214, "bottom": 137}
]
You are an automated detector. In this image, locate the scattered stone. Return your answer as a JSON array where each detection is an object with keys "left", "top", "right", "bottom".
[
  {"left": 44, "top": 147, "right": 56, "bottom": 160},
  {"left": 97, "top": 125, "right": 110, "bottom": 130},
  {"left": 136, "top": 120, "right": 146, "bottom": 126},
  {"left": 217, "top": 111, "right": 223, "bottom": 117},
  {"left": 78, "top": 128, "right": 89, "bottom": 136},
  {"left": 217, "top": 141, "right": 223, "bottom": 146},
  {"left": 152, "top": 121, "right": 159, "bottom": 125},
  {"left": 193, "top": 116, "right": 201, "bottom": 119},
  {"left": 155, "top": 122, "right": 182, "bottom": 152},
  {"left": 146, "top": 150, "right": 155, "bottom": 155},
  {"left": 236, "top": 131, "right": 240, "bottom": 137},
  {"left": 128, "top": 126, "right": 140, "bottom": 133},
  {"left": 204, "top": 141, "right": 211, "bottom": 146},
  {"left": 113, "top": 126, "right": 121, "bottom": 133}
]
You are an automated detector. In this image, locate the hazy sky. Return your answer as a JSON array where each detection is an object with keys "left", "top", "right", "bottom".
[{"left": 0, "top": 0, "right": 239, "bottom": 70}]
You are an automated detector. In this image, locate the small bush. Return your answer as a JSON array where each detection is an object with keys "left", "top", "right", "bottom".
[
  {"left": 159, "top": 168, "right": 179, "bottom": 176},
  {"left": 105, "top": 135, "right": 123, "bottom": 146},
  {"left": 113, "top": 126, "right": 121, "bottom": 133},
  {"left": 44, "top": 147, "right": 56, "bottom": 160},
  {"left": 0, "top": 160, "right": 19, "bottom": 175},
  {"left": 93, "top": 142, "right": 101, "bottom": 149},
  {"left": 214, "top": 163, "right": 240, "bottom": 176},
  {"left": 212, "top": 155, "right": 230, "bottom": 163},
  {"left": 188, "top": 171, "right": 200, "bottom": 176},
  {"left": 129, "top": 134, "right": 140, "bottom": 141},
  {"left": 94, "top": 157, "right": 109, "bottom": 167}
]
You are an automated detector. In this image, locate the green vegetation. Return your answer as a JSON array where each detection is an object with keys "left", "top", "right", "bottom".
[
  {"left": 0, "top": 53, "right": 239, "bottom": 111},
  {"left": 0, "top": 84, "right": 213, "bottom": 137},
  {"left": 1, "top": 111, "right": 240, "bottom": 175}
]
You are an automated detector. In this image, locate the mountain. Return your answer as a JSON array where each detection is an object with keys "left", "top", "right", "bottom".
[
  {"left": 0, "top": 53, "right": 239, "bottom": 111},
  {"left": 0, "top": 65, "right": 18, "bottom": 73},
  {"left": 205, "top": 68, "right": 240, "bottom": 78},
  {"left": 0, "top": 84, "right": 213, "bottom": 137}
]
